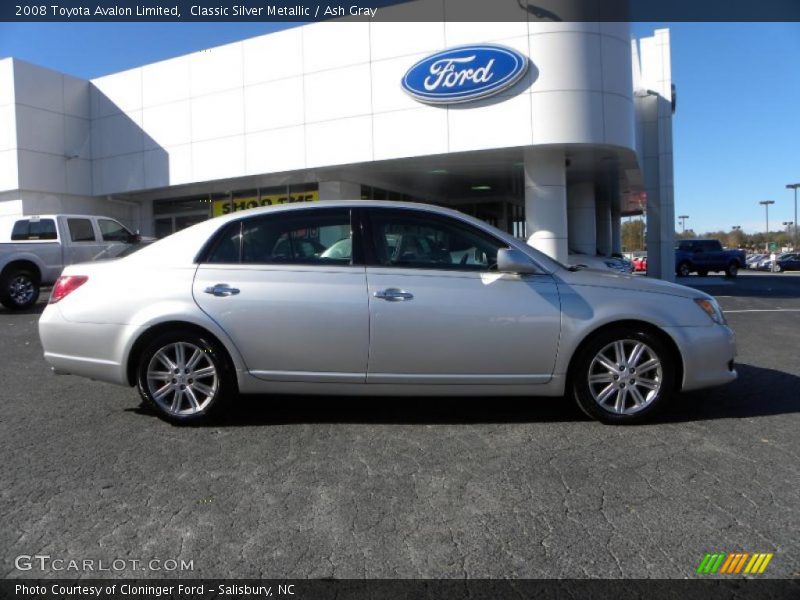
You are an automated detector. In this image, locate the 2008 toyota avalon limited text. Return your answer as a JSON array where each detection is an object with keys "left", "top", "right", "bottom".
[{"left": 37, "top": 201, "right": 736, "bottom": 425}]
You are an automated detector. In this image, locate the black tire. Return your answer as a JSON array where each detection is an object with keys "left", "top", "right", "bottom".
[
  {"left": 0, "top": 268, "right": 40, "bottom": 310},
  {"left": 773, "top": 263, "right": 782, "bottom": 273},
  {"left": 697, "top": 270, "right": 708, "bottom": 277},
  {"left": 724, "top": 261, "right": 739, "bottom": 278},
  {"left": 677, "top": 262, "right": 691, "bottom": 277},
  {"left": 569, "top": 327, "right": 677, "bottom": 425},
  {"left": 136, "top": 329, "right": 235, "bottom": 425}
]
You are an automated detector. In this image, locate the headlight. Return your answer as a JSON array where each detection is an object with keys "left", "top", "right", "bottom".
[{"left": 694, "top": 297, "right": 727, "bottom": 325}]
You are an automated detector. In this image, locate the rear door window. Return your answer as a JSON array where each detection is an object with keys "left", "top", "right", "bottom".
[
  {"left": 10, "top": 218, "right": 57, "bottom": 241},
  {"left": 67, "top": 218, "right": 96, "bottom": 242},
  {"left": 204, "top": 209, "right": 354, "bottom": 266}
]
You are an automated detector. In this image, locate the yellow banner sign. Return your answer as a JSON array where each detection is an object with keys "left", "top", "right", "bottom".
[{"left": 212, "top": 191, "right": 318, "bottom": 217}]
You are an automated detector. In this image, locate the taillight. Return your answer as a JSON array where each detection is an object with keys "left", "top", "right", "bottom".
[{"left": 50, "top": 275, "right": 88, "bottom": 304}]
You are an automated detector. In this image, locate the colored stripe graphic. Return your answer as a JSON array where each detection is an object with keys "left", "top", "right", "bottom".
[
  {"left": 699, "top": 552, "right": 774, "bottom": 575},
  {"left": 733, "top": 553, "right": 750, "bottom": 574},
  {"left": 711, "top": 553, "right": 726, "bottom": 573},
  {"left": 745, "top": 554, "right": 761, "bottom": 574},
  {"left": 697, "top": 553, "right": 712, "bottom": 573},
  {"left": 758, "top": 553, "right": 774, "bottom": 573},
  {"left": 720, "top": 553, "right": 736, "bottom": 573}
]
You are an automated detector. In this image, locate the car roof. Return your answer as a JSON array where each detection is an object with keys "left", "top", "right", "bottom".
[{"left": 0, "top": 214, "right": 120, "bottom": 220}]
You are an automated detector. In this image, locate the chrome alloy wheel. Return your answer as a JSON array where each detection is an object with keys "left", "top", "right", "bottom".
[
  {"left": 587, "top": 339, "right": 663, "bottom": 415},
  {"left": 9, "top": 275, "right": 34, "bottom": 306},
  {"left": 146, "top": 342, "right": 219, "bottom": 416}
]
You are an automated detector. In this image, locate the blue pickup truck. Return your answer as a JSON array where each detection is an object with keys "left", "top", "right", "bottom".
[{"left": 675, "top": 239, "right": 746, "bottom": 278}]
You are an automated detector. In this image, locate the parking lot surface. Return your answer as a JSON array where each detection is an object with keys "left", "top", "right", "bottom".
[{"left": 1, "top": 271, "right": 798, "bottom": 579}]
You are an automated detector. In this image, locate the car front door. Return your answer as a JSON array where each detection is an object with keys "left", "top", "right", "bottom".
[
  {"left": 363, "top": 208, "right": 561, "bottom": 385},
  {"left": 193, "top": 207, "right": 369, "bottom": 384}
]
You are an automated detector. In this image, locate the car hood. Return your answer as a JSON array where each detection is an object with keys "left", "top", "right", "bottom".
[{"left": 556, "top": 267, "right": 711, "bottom": 300}]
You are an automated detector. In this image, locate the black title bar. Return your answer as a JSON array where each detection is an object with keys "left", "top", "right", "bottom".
[
  {"left": 4, "top": 0, "right": 800, "bottom": 22},
  {"left": 2, "top": 580, "right": 800, "bottom": 600}
]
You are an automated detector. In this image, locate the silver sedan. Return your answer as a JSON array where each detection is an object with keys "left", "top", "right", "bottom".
[{"left": 38, "top": 201, "right": 737, "bottom": 425}]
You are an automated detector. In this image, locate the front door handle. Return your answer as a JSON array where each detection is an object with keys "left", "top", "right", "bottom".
[
  {"left": 374, "top": 288, "right": 414, "bottom": 301},
  {"left": 204, "top": 283, "right": 240, "bottom": 297}
]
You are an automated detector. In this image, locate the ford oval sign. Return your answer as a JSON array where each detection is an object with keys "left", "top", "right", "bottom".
[{"left": 402, "top": 44, "right": 529, "bottom": 105}]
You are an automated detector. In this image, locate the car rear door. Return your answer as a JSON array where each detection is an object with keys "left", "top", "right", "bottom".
[
  {"left": 192, "top": 207, "right": 369, "bottom": 384},
  {"left": 362, "top": 207, "right": 561, "bottom": 385},
  {"left": 60, "top": 216, "right": 108, "bottom": 264}
]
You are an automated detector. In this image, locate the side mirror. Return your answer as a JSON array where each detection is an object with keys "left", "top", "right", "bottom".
[
  {"left": 497, "top": 248, "right": 540, "bottom": 274},
  {"left": 127, "top": 232, "right": 142, "bottom": 244}
]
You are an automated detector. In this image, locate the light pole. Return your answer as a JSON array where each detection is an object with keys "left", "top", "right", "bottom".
[
  {"left": 787, "top": 183, "right": 799, "bottom": 250},
  {"left": 760, "top": 200, "right": 775, "bottom": 252},
  {"left": 678, "top": 214, "right": 689, "bottom": 233}
]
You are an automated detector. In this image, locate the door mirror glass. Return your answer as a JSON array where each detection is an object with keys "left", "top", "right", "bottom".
[{"left": 497, "top": 248, "right": 540, "bottom": 274}]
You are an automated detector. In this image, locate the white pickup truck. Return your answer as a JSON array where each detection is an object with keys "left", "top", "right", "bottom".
[{"left": 0, "top": 214, "right": 145, "bottom": 310}]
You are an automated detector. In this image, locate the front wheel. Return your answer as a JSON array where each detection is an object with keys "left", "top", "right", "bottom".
[
  {"left": 725, "top": 262, "right": 739, "bottom": 278},
  {"left": 773, "top": 263, "right": 782, "bottom": 273},
  {"left": 569, "top": 328, "right": 677, "bottom": 424},
  {"left": 0, "top": 268, "right": 40, "bottom": 310},
  {"left": 677, "top": 262, "right": 691, "bottom": 277},
  {"left": 136, "top": 330, "right": 235, "bottom": 425}
]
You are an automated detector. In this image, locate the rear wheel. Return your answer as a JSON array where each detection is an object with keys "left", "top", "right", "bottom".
[
  {"left": 725, "top": 261, "right": 739, "bottom": 278},
  {"left": 677, "top": 262, "right": 691, "bottom": 277},
  {"left": 136, "top": 330, "right": 234, "bottom": 425},
  {"left": 697, "top": 270, "right": 708, "bottom": 277},
  {"left": 773, "top": 263, "right": 782, "bottom": 273},
  {"left": 570, "top": 328, "right": 677, "bottom": 424},
  {"left": 0, "top": 268, "right": 40, "bottom": 310}
]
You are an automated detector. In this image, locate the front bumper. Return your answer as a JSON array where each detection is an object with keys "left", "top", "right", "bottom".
[{"left": 665, "top": 324, "right": 737, "bottom": 392}]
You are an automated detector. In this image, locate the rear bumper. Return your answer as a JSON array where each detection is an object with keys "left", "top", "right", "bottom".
[
  {"left": 665, "top": 324, "right": 737, "bottom": 391},
  {"left": 38, "top": 305, "right": 135, "bottom": 386}
]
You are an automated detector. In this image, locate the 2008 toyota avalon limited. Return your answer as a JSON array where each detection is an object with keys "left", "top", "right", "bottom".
[{"left": 38, "top": 201, "right": 736, "bottom": 425}]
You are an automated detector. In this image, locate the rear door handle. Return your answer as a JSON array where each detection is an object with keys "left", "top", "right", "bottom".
[
  {"left": 204, "top": 283, "right": 240, "bottom": 297},
  {"left": 374, "top": 288, "right": 413, "bottom": 301}
]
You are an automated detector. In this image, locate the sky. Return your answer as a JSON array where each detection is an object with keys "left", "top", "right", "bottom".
[{"left": 0, "top": 21, "right": 798, "bottom": 234}]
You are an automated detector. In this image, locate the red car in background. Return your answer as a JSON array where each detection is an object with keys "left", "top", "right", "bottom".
[{"left": 632, "top": 254, "right": 647, "bottom": 272}]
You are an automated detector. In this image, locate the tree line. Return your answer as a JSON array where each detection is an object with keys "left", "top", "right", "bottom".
[{"left": 621, "top": 220, "right": 797, "bottom": 252}]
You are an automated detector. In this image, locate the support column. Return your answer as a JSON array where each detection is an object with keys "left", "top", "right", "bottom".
[
  {"left": 611, "top": 195, "right": 622, "bottom": 255},
  {"left": 318, "top": 180, "right": 362, "bottom": 201},
  {"left": 567, "top": 181, "right": 597, "bottom": 256},
  {"left": 138, "top": 198, "right": 154, "bottom": 237},
  {"left": 524, "top": 148, "right": 568, "bottom": 263},
  {"left": 595, "top": 188, "right": 612, "bottom": 256}
]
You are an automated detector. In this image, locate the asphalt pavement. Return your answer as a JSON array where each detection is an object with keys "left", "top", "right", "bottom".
[{"left": 0, "top": 270, "right": 798, "bottom": 579}]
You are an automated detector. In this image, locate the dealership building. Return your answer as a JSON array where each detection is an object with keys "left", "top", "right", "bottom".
[{"left": 0, "top": 21, "right": 676, "bottom": 278}]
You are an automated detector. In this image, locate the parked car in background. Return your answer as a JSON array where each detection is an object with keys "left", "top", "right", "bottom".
[
  {"left": 632, "top": 253, "right": 648, "bottom": 272},
  {"left": 674, "top": 239, "right": 746, "bottom": 278},
  {"left": 568, "top": 250, "right": 632, "bottom": 274},
  {"left": 0, "top": 214, "right": 145, "bottom": 310},
  {"left": 773, "top": 253, "right": 800, "bottom": 272},
  {"left": 746, "top": 254, "right": 766, "bottom": 269},
  {"left": 753, "top": 255, "right": 775, "bottom": 271},
  {"left": 39, "top": 201, "right": 737, "bottom": 426}
]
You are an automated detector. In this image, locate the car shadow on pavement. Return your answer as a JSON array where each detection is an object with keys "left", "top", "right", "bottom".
[
  {"left": 129, "top": 363, "right": 799, "bottom": 427},
  {"left": 651, "top": 363, "right": 800, "bottom": 424},
  {"left": 0, "top": 298, "right": 48, "bottom": 316}
]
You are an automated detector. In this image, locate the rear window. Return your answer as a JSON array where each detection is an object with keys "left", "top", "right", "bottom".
[{"left": 10, "top": 218, "right": 57, "bottom": 241}]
